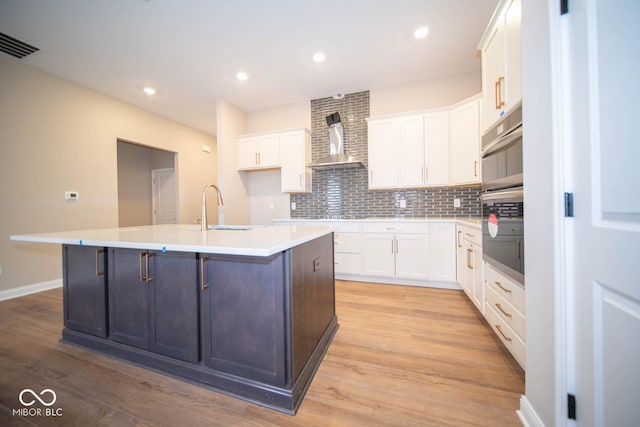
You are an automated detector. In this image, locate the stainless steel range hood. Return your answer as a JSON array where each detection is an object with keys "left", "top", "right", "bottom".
[{"left": 309, "top": 112, "right": 365, "bottom": 170}]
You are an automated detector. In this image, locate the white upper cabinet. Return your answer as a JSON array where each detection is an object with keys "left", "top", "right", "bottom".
[
  {"left": 449, "top": 95, "right": 481, "bottom": 185},
  {"left": 237, "top": 133, "right": 280, "bottom": 170},
  {"left": 424, "top": 112, "right": 450, "bottom": 186},
  {"left": 479, "top": 0, "right": 522, "bottom": 132},
  {"left": 398, "top": 114, "right": 425, "bottom": 187},
  {"left": 279, "top": 129, "right": 311, "bottom": 193},
  {"left": 368, "top": 111, "right": 450, "bottom": 189},
  {"left": 237, "top": 128, "right": 311, "bottom": 193},
  {"left": 367, "top": 118, "right": 400, "bottom": 188}
]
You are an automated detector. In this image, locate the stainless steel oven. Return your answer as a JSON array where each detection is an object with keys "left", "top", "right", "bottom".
[
  {"left": 481, "top": 187, "right": 524, "bottom": 284},
  {"left": 481, "top": 103, "right": 524, "bottom": 285}
]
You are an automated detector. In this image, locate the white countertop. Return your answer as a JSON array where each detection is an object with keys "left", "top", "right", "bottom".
[{"left": 10, "top": 224, "right": 333, "bottom": 257}]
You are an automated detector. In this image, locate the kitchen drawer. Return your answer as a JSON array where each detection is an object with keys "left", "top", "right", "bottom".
[
  {"left": 485, "top": 263, "right": 525, "bottom": 314},
  {"left": 485, "top": 303, "right": 526, "bottom": 369},
  {"left": 363, "top": 221, "right": 429, "bottom": 234},
  {"left": 460, "top": 226, "right": 481, "bottom": 245},
  {"left": 332, "top": 222, "right": 362, "bottom": 233},
  {"left": 334, "top": 252, "right": 362, "bottom": 275},
  {"left": 485, "top": 285, "right": 525, "bottom": 341},
  {"left": 334, "top": 232, "right": 362, "bottom": 254}
]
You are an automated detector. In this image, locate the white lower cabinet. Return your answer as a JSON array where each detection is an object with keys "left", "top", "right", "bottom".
[
  {"left": 273, "top": 219, "right": 457, "bottom": 288},
  {"left": 363, "top": 232, "right": 430, "bottom": 280},
  {"left": 334, "top": 231, "right": 363, "bottom": 275},
  {"left": 484, "top": 262, "right": 526, "bottom": 368},
  {"left": 456, "top": 224, "right": 484, "bottom": 313},
  {"left": 363, "top": 222, "right": 430, "bottom": 281}
]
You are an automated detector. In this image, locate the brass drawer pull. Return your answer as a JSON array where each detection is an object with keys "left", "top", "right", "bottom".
[
  {"left": 495, "top": 281, "right": 512, "bottom": 294},
  {"left": 95, "top": 249, "right": 105, "bottom": 276},
  {"left": 145, "top": 253, "right": 153, "bottom": 282},
  {"left": 495, "top": 324, "right": 512, "bottom": 342},
  {"left": 495, "top": 303, "right": 512, "bottom": 318},
  {"left": 200, "top": 257, "right": 209, "bottom": 291}
]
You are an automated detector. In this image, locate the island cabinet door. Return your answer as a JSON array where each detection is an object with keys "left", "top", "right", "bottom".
[
  {"left": 108, "top": 248, "right": 151, "bottom": 350},
  {"left": 108, "top": 248, "right": 198, "bottom": 363},
  {"left": 199, "top": 252, "right": 287, "bottom": 387},
  {"left": 63, "top": 245, "right": 108, "bottom": 337},
  {"left": 149, "top": 251, "right": 198, "bottom": 363}
]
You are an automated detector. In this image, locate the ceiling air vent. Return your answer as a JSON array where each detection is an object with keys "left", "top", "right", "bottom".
[{"left": 0, "top": 32, "right": 39, "bottom": 59}]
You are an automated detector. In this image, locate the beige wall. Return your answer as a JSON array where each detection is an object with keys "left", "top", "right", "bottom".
[
  {"left": 370, "top": 71, "right": 481, "bottom": 116},
  {"left": 215, "top": 99, "right": 248, "bottom": 225},
  {"left": 0, "top": 56, "right": 217, "bottom": 292}
]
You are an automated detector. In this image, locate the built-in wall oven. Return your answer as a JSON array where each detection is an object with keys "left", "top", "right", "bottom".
[{"left": 481, "top": 103, "right": 524, "bottom": 285}]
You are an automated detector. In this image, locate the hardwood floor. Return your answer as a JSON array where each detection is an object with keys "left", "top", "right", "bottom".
[{"left": 0, "top": 280, "right": 524, "bottom": 426}]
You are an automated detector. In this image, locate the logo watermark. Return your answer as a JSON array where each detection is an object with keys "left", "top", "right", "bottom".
[{"left": 13, "top": 388, "right": 63, "bottom": 418}]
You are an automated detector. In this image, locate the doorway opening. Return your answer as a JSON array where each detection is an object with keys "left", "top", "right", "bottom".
[{"left": 117, "top": 140, "right": 178, "bottom": 227}]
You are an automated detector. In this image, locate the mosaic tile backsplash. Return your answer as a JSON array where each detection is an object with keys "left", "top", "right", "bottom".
[{"left": 290, "top": 91, "right": 481, "bottom": 219}]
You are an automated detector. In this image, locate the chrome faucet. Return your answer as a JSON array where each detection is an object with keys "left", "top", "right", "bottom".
[{"left": 201, "top": 184, "right": 224, "bottom": 231}]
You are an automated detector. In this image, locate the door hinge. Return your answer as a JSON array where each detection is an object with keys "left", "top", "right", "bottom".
[
  {"left": 564, "top": 192, "right": 574, "bottom": 217},
  {"left": 561, "top": 0, "right": 569, "bottom": 14},
  {"left": 568, "top": 393, "right": 576, "bottom": 420}
]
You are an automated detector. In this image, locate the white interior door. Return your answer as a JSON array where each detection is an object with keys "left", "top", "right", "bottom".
[
  {"left": 567, "top": 1, "right": 640, "bottom": 425},
  {"left": 152, "top": 168, "right": 177, "bottom": 224}
]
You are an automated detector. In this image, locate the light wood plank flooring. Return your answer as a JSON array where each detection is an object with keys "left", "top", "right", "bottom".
[{"left": 0, "top": 280, "right": 524, "bottom": 426}]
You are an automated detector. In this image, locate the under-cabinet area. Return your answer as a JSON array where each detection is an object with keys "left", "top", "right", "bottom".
[{"left": 30, "top": 225, "right": 339, "bottom": 414}]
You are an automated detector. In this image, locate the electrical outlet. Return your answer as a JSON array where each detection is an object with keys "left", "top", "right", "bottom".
[
  {"left": 399, "top": 199, "right": 407, "bottom": 208},
  {"left": 454, "top": 198, "right": 461, "bottom": 208},
  {"left": 291, "top": 202, "right": 296, "bottom": 210}
]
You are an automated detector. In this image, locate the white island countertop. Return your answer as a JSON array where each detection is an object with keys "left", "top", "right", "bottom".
[{"left": 10, "top": 224, "right": 333, "bottom": 257}]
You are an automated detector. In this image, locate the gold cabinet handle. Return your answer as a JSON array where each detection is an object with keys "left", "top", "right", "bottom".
[
  {"left": 200, "top": 257, "right": 209, "bottom": 291},
  {"left": 457, "top": 230, "right": 462, "bottom": 248},
  {"left": 145, "top": 253, "right": 153, "bottom": 283},
  {"left": 495, "top": 303, "right": 512, "bottom": 318},
  {"left": 467, "top": 248, "right": 473, "bottom": 269},
  {"left": 495, "top": 281, "right": 512, "bottom": 294},
  {"left": 495, "top": 324, "right": 512, "bottom": 342},
  {"left": 395, "top": 239, "right": 399, "bottom": 254},
  {"left": 495, "top": 80, "right": 501, "bottom": 109},
  {"left": 465, "top": 232, "right": 475, "bottom": 238},
  {"left": 474, "top": 160, "right": 478, "bottom": 177},
  {"left": 139, "top": 252, "right": 144, "bottom": 282},
  {"left": 391, "top": 239, "right": 395, "bottom": 254},
  {"left": 497, "top": 76, "right": 505, "bottom": 109},
  {"left": 139, "top": 252, "right": 153, "bottom": 283},
  {"left": 95, "top": 249, "right": 105, "bottom": 276}
]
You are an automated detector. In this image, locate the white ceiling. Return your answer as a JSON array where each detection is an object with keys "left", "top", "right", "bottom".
[{"left": 0, "top": 0, "right": 498, "bottom": 136}]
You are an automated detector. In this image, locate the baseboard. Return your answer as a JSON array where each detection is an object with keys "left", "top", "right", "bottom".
[
  {"left": 517, "top": 395, "right": 546, "bottom": 427},
  {"left": 335, "top": 274, "right": 460, "bottom": 290},
  {"left": 0, "top": 279, "right": 62, "bottom": 301}
]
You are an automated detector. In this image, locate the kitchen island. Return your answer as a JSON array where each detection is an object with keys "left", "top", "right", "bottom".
[{"left": 10, "top": 224, "right": 338, "bottom": 414}]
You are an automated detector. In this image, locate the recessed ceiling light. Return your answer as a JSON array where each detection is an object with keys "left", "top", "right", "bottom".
[
  {"left": 143, "top": 86, "right": 156, "bottom": 95},
  {"left": 236, "top": 71, "right": 249, "bottom": 81},
  {"left": 414, "top": 26, "right": 429, "bottom": 39},
  {"left": 313, "top": 52, "right": 326, "bottom": 63}
]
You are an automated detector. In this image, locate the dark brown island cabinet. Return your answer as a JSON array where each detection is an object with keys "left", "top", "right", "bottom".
[{"left": 60, "top": 233, "right": 337, "bottom": 414}]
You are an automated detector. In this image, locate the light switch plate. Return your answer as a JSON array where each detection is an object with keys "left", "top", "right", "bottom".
[
  {"left": 291, "top": 202, "right": 296, "bottom": 210},
  {"left": 399, "top": 199, "right": 407, "bottom": 208}
]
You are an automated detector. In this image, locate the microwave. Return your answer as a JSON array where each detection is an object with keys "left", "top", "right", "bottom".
[{"left": 481, "top": 104, "right": 523, "bottom": 191}]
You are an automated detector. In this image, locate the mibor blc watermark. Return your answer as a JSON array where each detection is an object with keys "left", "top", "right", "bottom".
[{"left": 13, "top": 388, "right": 63, "bottom": 418}]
